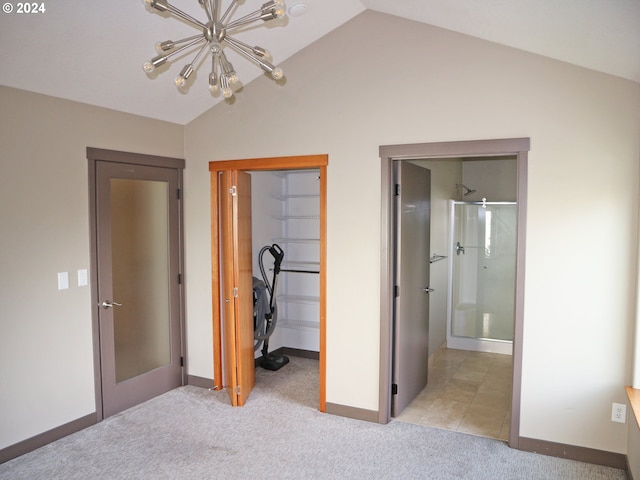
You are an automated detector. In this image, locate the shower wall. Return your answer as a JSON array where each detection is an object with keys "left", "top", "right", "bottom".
[
  {"left": 448, "top": 201, "right": 517, "bottom": 354},
  {"left": 461, "top": 159, "right": 517, "bottom": 202}
]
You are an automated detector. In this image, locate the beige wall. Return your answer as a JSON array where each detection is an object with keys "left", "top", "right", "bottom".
[
  {"left": 184, "top": 11, "right": 640, "bottom": 454},
  {"left": 0, "top": 86, "right": 183, "bottom": 449}
]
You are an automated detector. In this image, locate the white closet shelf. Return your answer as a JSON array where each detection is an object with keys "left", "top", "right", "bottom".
[
  {"left": 273, "top": 238, "right": 319, "bottom": 244},
  {"left": 273, "top": 215, "right": 320, "bottom": 220},
  {"left": 282, "top": 260, "right": 320, "bottom": 268},
  {"left": 277, "top": 294, "right": 320, "bottom": 305},
  {"left": 272, "top": 194, "right": 320, "bottom": 200},
  {"left": 280, "top": 318, "right": 320, "bottom": 330}
]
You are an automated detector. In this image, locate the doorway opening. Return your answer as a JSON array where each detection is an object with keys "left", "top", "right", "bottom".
[
  {"left": 209, "top": 155, "right": 327, "bottom": 411},
  {"left": 378, "top": 138, "right": 529, "bottom": 449}
]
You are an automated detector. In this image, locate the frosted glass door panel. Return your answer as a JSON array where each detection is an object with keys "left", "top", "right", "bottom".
[{"left": 111, "top": 179, "right": 170, "bottom": 383}]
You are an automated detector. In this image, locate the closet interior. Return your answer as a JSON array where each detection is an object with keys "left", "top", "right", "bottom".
[{"left": 251, "top": 168, "right": 320, "bottom": 357}]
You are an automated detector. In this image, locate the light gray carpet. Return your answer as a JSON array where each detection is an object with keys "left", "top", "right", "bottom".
[{"left": 0, "top": 357, "right": 627, "bottom": 479}]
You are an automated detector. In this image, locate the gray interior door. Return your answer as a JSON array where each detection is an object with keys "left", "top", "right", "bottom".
[
  {"left": 95, "top": 160, "right": 183, "bottom": 418},
  {"left": 392, "top": 162, "right": 431, "bottom": 417}
]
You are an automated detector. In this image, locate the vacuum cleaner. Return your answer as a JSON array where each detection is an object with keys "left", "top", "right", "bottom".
[{"left": 253, "top": 243, "right": 289, "bottom": 371}]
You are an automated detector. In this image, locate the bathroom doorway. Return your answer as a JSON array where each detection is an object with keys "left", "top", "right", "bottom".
[{"left": 378, "top": 138, "right": 529, "bottom": 449}]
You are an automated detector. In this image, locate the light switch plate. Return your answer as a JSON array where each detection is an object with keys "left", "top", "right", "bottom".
[
  {"left": 57, "top": 272, "right": 69, "bottom": 290},
  {"left": 77, "top": 269, "right": 88, "bottom": 287}
]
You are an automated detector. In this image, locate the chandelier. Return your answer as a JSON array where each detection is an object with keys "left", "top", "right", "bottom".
[{"left": 143, "top": 0, "right": 287, "bottom": 98}]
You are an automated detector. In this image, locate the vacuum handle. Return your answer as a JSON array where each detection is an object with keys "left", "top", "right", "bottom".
[{"left": 269, "top": 244, "right": 285, "bottom": 273}]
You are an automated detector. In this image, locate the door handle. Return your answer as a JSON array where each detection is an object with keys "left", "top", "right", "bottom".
[
  {"left": 456, "top": 242, "right": 465, "bottom": 255},
  {"left": 101, "top": 301, "right": 123, "bottom": 309},
  {"left": 422, "top": 287, "right": 435, "bottom": 294}
]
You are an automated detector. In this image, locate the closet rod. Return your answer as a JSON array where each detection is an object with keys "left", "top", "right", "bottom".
[{"left": 280, "top": 269, "right": 320, "bottom": 274}]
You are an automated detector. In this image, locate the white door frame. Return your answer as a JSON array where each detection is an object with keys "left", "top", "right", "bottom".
[{"left": 378, "top": 138, "right": 529, "bottom": 449}]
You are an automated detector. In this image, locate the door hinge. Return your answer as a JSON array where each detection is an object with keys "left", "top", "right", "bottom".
[
  {"left": 177, "top": 188, "right": 181, "bottom": 199},
  {"left": 180, "top": 356, "right": 184, "bottom": 367},
  {"left": 178, "top": 273, "right": 183, "bottom": 284},
  {"left": 232, "top": 287, "right": 238, "bottom": 298},
  {"left": 235, "top": 385, "right": 241, "bottom": 394},
  {"left": 229, "top": 185, "right": 237, "bottom": 196},
  {"left": 392, "top": 383, "right": 398, "bottom": 395},
  {"left": 394, "top": 285, "right": 400, "bottom": 297}
]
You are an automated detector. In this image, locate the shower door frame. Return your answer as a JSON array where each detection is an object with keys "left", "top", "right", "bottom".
[
  {"left": 378, "top": 137, "right": 529, "bottom": 450},
  {"left": 447, "top": 200, "right": 517, "bottom": 355}
]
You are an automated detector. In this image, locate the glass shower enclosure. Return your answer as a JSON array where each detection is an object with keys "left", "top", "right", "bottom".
[{"left": 447, "top": 200, "right": 517, "bottom": 355}]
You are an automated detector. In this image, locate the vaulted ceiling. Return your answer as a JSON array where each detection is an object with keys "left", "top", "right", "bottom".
[{"left": 1, "top": 0, "right": 638, "bottom": 124}]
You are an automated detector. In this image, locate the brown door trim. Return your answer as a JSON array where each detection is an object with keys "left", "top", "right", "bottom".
[{"left": 209, "top": 154, "right": 328, "bottom": 411}]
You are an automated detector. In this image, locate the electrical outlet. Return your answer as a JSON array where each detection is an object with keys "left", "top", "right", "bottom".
[{"left": 611, "top": 403, "right": 626, "bottom": 423}]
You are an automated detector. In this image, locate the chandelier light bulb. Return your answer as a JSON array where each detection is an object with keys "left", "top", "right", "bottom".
[
  {"left": 271, "top": 67, "right": 283, "bottom": 80},
  {"left": 174, "top": 75, "right": 186, "bottom": 88},
  {"left": 143, "top": 61, "right": 155, "bottom": 73},
  {"left": 222, "top": 87, "right": 233, "bottom": 98}
]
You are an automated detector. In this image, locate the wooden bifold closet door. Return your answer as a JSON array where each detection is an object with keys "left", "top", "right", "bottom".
[{"left": 218, "top": 169, "right": 255, "bottom": 406}]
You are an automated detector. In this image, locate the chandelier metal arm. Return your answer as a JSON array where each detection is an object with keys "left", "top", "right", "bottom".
[
  {"left": 225, "top": 2, "right": 283, "bottom": 29},
  {"left": 222, "top": 35, "right": 268, "bottom": 58},
  {"left": 189, "top": 41, "right": 211, "bottom": 69},
  {"left": 224, "top": 36, "right": 263, "bottom": 60},
  {"left": 210, "top": 0, "right": 218, "bottom": 21},
  {"left": 157, "top": 34, "right": 203, "bottom": 52},
  {"left": 225, "top": 10, "right": 264, "bottom": 29},
  {"left": 175, "top": 40, "right": 212, "bottom": 86},
  {"left": 225, "top": 37, "right": 280, "bottom": 78},
  {"left": 219, "top": 50, "right": 235, "bottom": 77},
  {"left": 198, "top": 0, "right": 213, "bottom": 22},
  {"left": 164, "top": 2, "right": 207, "bottom": 30},
  {"left": 220, "top": 0, "right": 239, "bottom": 24},
  {"left": 161, "top": 37, "right": 207, "bottom": 62}
]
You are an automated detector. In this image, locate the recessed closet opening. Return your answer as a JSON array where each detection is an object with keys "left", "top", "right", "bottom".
[
  {"left": 250, "top": 169, "right": 321, "bottom": 369},
  {"left": 209, "top": 155, "right": 327, "bottom": 411}
]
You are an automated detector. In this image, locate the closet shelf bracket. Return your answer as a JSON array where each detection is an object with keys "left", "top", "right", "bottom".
[{"left": 429, "top": 253, "right": 448, "bottom": 264}]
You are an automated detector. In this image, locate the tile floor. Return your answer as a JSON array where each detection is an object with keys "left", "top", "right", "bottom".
[{"left": 395, "top": 347, "right": 512, "bottom": 441}]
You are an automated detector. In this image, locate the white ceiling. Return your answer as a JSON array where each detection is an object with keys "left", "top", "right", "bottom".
[{"left": 1, "top": 0, "right": 638, "bottom": 125}]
